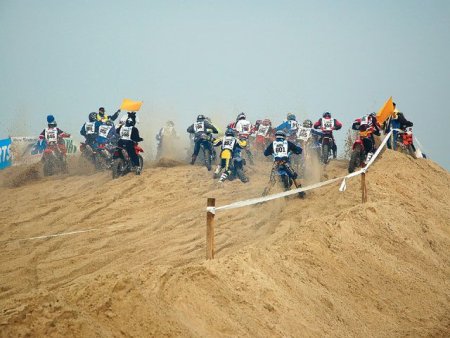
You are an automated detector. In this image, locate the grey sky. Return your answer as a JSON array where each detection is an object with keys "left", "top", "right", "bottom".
[{"left": 1, "top": 0, "right": 449, "bottom": 169}]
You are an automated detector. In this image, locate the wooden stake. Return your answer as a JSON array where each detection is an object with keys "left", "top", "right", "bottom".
[
  {"left": 361, "top": 173, "right": 368, "bottom": 203},
  {"left": 206, "top": 198, "right": 216, "bottom": 260}
]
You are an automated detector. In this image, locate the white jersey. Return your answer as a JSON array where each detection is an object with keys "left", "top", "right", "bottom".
[
  {"left": 235, "top": 120, "right": 252, "bottom": 136},
  {"left": 193, "top": 121, "right": 205, "bottom": 133},
  {"left": 222, "top": 136, "right": 236, "bottom": 151},
  {"left": 273, "top": 140, "right": 289, "bottom": 158},
  {"left": 287, "top": 120, "right": 299, "bottom": 133},
  {"left": 120, "top": 126, "right": 133, "bottom": 141},
  {"left": 98, "top": 125, "right": 112, "bottom": 138},
  {"left": 257, "top": 125, "right": 270, "bottom": 137},
  {"left": 45, "top": 128, "right": 58, "bottom": 143},
  {"left": 161, "top": 126, "right": 176, "bottom": 137},
  {"left": 321, "top": 118, "right": 335, "bottom": 131},
  {"left": 297, "top": 127, "right": 312, "bottom": 142},
  {"left": 85, "top": 122, "right": 96, "bottom": 135}
]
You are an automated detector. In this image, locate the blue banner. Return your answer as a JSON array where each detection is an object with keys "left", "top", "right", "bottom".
[{"left": 0, "top": 138, "right": 12, "bottom": 170}]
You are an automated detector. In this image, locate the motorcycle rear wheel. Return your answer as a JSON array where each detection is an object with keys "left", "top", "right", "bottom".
[
  {"left": 112, "top": 158, "right": 125, "bottom": 179},
  {"left": 203, "top": 147, "right": 212, "bottom": 171},
  {"left": 322, "top": 143, "right": 330, "bottom": 164}
]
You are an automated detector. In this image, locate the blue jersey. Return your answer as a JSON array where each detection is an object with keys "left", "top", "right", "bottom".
[{"left": 276, "top": 120, "right": 300, "bottom": 136}]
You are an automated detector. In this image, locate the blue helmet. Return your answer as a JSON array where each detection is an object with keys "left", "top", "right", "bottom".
[
  {"left": 47, "top": 115, "right": 55, "bottom": 123},
  {"left": 287, "top": 112, "right": 296, "bottom": 121}
]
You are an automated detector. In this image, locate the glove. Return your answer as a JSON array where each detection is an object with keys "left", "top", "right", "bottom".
[{"left": 116, "top": 109, "right": 121, "bottom": 113}]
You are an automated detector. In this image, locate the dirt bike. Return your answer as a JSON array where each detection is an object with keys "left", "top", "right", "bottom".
[
  {"left": 42, "top": 140, "right": 69, "bottom": 176},
  {"left": 262, "top": 159, "right": 304, "bottom": 198},
  {"left": 213, "top": 148, "right": 248, "bottom": 183},
  {"left": 396, "top": 127, "right": 416, "bottom": 159},
  {"left": 80, "top": 141, "right": 115, "bottom": 170},
  {"left": 348, "top": 126, "right": 376, "bottom": 173},
  {"left": 111, "top": 144, "right": 144, "bottom": 179},
  {"left": 196, "top": 134, "right": 214, "bottom": 171},
  {"left": 319, "top": 133, "right": 334, "bottom": 164}
]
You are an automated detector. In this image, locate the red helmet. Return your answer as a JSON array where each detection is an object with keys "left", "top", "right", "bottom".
[{"left": 262, "top": 118, "right": 271, "bottom": 126}]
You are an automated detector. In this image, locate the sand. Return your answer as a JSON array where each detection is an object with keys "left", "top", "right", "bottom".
[{"left": 0, "top": 150, "right": 449, "bottom": 337}]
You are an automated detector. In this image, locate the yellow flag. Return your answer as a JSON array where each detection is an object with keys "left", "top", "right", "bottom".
[
  {"left": 120, "top": 98, "right": 143, "bottom": 111},
  {"left": 376, "top": 96, "right": 394, "bottom": 125}
]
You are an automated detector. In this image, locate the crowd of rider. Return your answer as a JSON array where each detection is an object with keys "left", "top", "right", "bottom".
[{"left": 37, "top": 102, "right": 415, "bottom": 183}]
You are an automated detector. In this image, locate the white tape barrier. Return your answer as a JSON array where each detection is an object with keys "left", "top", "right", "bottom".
[
  {"left": 0, "top": 224, "right": 129, "bottom": 244},
  {"left": 207, "top": 130, "right": 394, "bottom": 213}
]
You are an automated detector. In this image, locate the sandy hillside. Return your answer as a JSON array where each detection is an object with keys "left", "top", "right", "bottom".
[{"left": 0, "top": 150, "right": 449, "bottom": 337}]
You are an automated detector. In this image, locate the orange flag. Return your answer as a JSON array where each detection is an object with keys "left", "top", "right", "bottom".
[
  {"left": 376, "top": 96, "right": 394, "bottom": 125},
  {"left": 120, "top": 98, "right": 143, "bottom": 111}
]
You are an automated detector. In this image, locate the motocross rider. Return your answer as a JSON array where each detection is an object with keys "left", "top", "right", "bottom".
[
  {"left": 313, "top": 112, "right": 343, "bottom": 158},
  {"left": 255, "top": 118, "right": 274, "bottom": 150},
  {"left": 352, "top": 113, "right": 381, "bottom": 161},
  {"left": 186, "top": 114, "right": 218, "bottom": 165},
  {"left": 213, "top": 128, "right": 248, "bottom": 183},
  {"left": 156, "top": 120, "right": 177, "bottom": 159},
  {"left": 96, "top": 119, "right": 118, "bottom": 148},
  {"left": 264, "top": 130, "right": 302, "bottom": 181},
  {"left": 80, "top": 112, "right": 101, "bottom": 148},
  {"left": 276, "top": 112, "right": 300, "bottom": 143},
  {"left": 115, "top": 117, "right": 144, "bottom": 175},
  {"left": 383, "top": 103, "right": 413, "bottom": 150},
  {"left": 234, "top": 112, "right": 255, "bottom": 165},
  {"left": 39, "top": 115, "right": 71, "bottom": 162}
]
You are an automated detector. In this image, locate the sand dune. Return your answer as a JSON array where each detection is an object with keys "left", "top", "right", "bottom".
[{"left": 0, "top": 150, "right": 449, "bottom": 337}]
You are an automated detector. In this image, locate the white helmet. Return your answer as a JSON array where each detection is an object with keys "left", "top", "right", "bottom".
[{"left": 119, "top": 115, "right": 128, "bottom": 125}]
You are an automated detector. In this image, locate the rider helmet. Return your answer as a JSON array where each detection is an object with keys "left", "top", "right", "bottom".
[
  {"left": 225, "top": 128, "right": 235, "bottom": 137},
  {"left": 98, "top": 107, "right": 105, "bottom": 115},
  {"left": 323, "top": 112, "right": 331, "bottom": 119},
  {"left": 275, "top": 130, "right": 286, "bottom": 140},
  {"left": 88, "top": 112, "right": 97, "bottom": 122},
  {"left": 236, "top": 112, "right": 246, "bottom": 121},
  {"left": 287, "top": 112, "right": 296, "bottom": 121},
  {"left": 119, "top": 115, "right": 128, "bottom": 126},
  {"left": 303, "top": 119, "right": 312, "bottom": 128},
  {"left": 47, "top": 115, "right": 55, "bottom": 124},
  {"left": 166, "top": 120, "right": 175, "bottom": 127},
  {"left": 262, "top": 118, "right": 271, "bottom": 126},
  {"left": 197, "top": 114, "right": 206, "bottom": 121},
  {"left": 125, "top": 118, "right": 135, "bottom": 127}
]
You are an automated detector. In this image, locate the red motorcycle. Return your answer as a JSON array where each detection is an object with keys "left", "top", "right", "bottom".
[
  {"left": 111, "top": 144, "right": 144, "bottom": 178},
  {"left": 42, "top": 134, "right": 70, "bottom": 176},
  {"left": 348, "top": 125, "right": 376, "bottom": 173},
  {"left": 396, "top": 127, "right": 416, "bottom": 159}
]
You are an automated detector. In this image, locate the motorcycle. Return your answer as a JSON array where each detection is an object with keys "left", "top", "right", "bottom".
[
  {"left": 319, "top": 133, "right": 334, "bottom": 164},
  {"left": 297, "top": 129, "right": 321, "bottom": 178},
  {"left": 213, "top": 148, "right": 248, "bottom": 183},
  {"left": 42, "top": 136, "right": 70, "bottom": 176},
  {"left": 80, "top": 141, "right": 115, "bottom": 170},
  {"left": 197, "top": 134, "right": 214, "bottom": 171},
  {"left": 111, "top": 144, "right": 144, "bottom": 178},
  {"left": 93, "top": 142, "right": 115, "bottom": 170},
  {"left": 262, "top": 158, "right": 304, "bottom": 198},
  {"left": 396, "top": 127, "right": 416, "bottom": 159},
  {"left": 348, "top": 125, "right": 375, "bottom": 173}
]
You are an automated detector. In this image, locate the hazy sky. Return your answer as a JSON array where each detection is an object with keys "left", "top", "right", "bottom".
[{"left": 1, "top": 0, "right": 449, "bottom": 169}]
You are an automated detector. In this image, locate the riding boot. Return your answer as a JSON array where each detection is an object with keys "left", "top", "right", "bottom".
[{"left": 190, "top": 155, "right": 197, "bottom": 165}]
